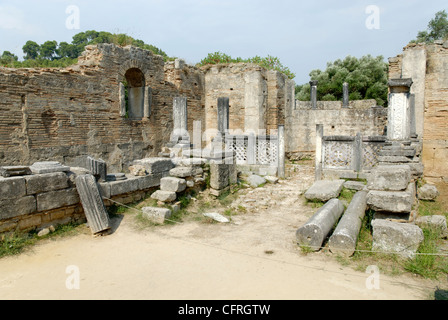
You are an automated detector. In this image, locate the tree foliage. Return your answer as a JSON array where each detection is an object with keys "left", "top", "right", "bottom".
[
  {"left": 1, "top": 30, "right": 169, "bottom": 68},
  {"left": 198, "top": 51, "right": 295, "bottom": 80},
  {"left": 295, "top": 55, "right": 388, "bottom": 107},
  {"left": 411, "top": 10, "right": 448, "bottom": 43}
]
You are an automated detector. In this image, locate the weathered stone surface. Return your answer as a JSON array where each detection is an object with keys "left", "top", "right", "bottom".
[
  {"left": 129, "top": 165, "right": 148, "bottom": 176},
  {"left": 136, "top": 173, "right": 164, "bottom": 190},
  {"left": 86, "top": 157, "right": 107, "bottom": 182},
  {"left": 247, "top": 174, "right": 266, "bottom": 188},
  {"left": 160, "top": 177, "right": 187, "bottom": 193},
  {"left": 296, "top": 199, "right": 345, "bottom": 251},
  {"left": 151, "top": 190, "right": 177, "bottom": 203},
  {"left": 109, "top": 178, "right": 140, "bottom": 196},
  {"left": 0, "top": 196, "right": 37, "bottom": 220},
  {"left": 75, "top": 174, "right": 111, "bottom": 235},
  {"left": 367, "top": 165, "right": 411, "bottom": 191},
  {"left": 169, "top": 167, "right": 195, "bottom": 178},
  {"left": 210, "top": 163, "right": 230, "bottom": 190},
  {"left": 304, "top": 180, "right": 345, "bottom": 202},
  {"left": 36, "top": 188, "right": 80, "bottom": 212},
  {"left": 24, "top": 172, "right": 69, "bottom": 195},
  {"left": 0, "top": 176, "right": 26, "bottom": 200},
  {"left": 372, "top": 219, "right": 424, "bottom": 258},
  {"left": 329, "top": 191, "right": 368, "bottom": 256},
  {"left": 0, "top": 166, "right": 32, "bottom": 177},
  {"left": 142, "top": 207, "right": 172, "bottom": 224},
  {"left": 203, "top": 212, "right": 230, "bottom": 223},
  {"left": 264, "top": 176, "right": 279, "bottom": 184},
  {"left": 132, "top": 158, "right": 175, "bottom": 175},
  {"left": 30, "top": 162, "right": 70, "bottom": 174},
  {"left": 416, "top": 215, "right": 448, "bottom": 238},
  {"left": 367, "top": 189, "right": 413, "bottom": 213},
  {"left": 343, "top": 180, "right": 366, "bottom": 191},
  {"left": 417, "top": 184, "right": 439, "bottom": 201}
]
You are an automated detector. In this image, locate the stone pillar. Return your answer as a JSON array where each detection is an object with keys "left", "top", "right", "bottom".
[
  {"left": 315, "top": 124, "right": 324, "bottom": 181},
  {"left": 387, "top": 78, "right": 413, "bottom": 141},
  {"left": 247, "top": 133, "right": 256, "bottom": 165},
  {"left": 353, "top": 133, "right": 363, "bottom": 172},
  {"left": 296, "top": 199, "right": 345, "bottom": 251},
  {"left": 409, "top": 94, "right": 417, "bottom": 139},
  {"left": 119, "top": 82, "right": 127, "bottom": 117},
  {"left": 329, "top": 191, "right": 368, "bottom": 257},
  {"left": 310, "top": 80, "right": 318, "bottom": 109},
  {"left": 217, "top": 97, "right": 230, "bottom": 134},
  {"left": 173, "top": 97, "right": 188, "bottom": 142},
  {"left": 144, "top": 87, "right": 152, "bottom": 119},
  {"left": 278, "top": 125, "right": 285, "bottom": 179},
  {"left": 75, "top": 174, "right": 111, "bottom": 235},
  {"left": 343, "top": 82, "right": 349, "bottom": 108}
]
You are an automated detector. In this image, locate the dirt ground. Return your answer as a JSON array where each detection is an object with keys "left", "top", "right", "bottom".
[{"left": 0, "top": 164, "right": 445, "bottom": 300}]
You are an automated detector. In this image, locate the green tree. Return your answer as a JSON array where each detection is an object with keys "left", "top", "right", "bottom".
[
  {"left": 295, "top": 55, "right": 388, "bottom": 106},
  {"left": 1, "top": 51, "right": 18, "bottom": 62},
  {"left": 39, "top": 41, "right": 58, "bottom": 60},
  {"left": 22, "top": 40, "right": 40, "bottom": 60},
  {"left": 57, "top": 42, "right": 79, "bottom": 59},
  {"left": 412, "top": 10, "right": 448, "bottom": 43}
]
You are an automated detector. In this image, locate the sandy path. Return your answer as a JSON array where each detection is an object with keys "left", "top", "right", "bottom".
[{"left": 0, "top": 165, "right": 439, "bottom": 300}]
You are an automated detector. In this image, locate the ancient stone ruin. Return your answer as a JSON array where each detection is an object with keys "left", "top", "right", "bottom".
[{"left": 0, "top": 41, "right": 447, "bottom": 257}]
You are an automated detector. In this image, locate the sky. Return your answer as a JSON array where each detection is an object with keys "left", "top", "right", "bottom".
[{"left": 0, "top": 0, "right": 446, "bottom": 84}]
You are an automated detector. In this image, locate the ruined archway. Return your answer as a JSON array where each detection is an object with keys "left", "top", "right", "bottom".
[{"left": 123, "top": 68, "right": 146, "bottom": 119}]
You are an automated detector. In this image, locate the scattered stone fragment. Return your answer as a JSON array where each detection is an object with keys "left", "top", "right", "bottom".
[
  {"left": 151, "top": 190, "right": 177, "bottom": 203},
  {"left": 416, "top": 215, "right": 448, "bottom": 238},
  {"left": 203, "top": 212, "right": 230, "bottom": 223},
  {"left": 142, "top": 207, "right": 172, "bottom": 224},
  {"left": 37, "top": 228, "right": 51, "bottom": 237},
  {"left": 246, "top": 174, "right": 266, "bottom": 188},
  {"left": 372, "top": 219, "right": 424, "bottom": 259},
  {"left": 304, "top": 179, "right": 345, "bottom": 202},
  {"left": 160, "top": 177, "right": 187, "bottom": 193},
  {"left": 417, "top": 184, "right": 439, "bottom": 201},
  {"left": 264, "top": 176, "right": 279, "bottom": 184}
]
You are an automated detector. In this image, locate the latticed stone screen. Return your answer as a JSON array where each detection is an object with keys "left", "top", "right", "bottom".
[
  {"left": 322, "top": 135, "right": 386, "bottom": 171},
  {"left": 225, "top": 135, "right": 279, "bottom": 166}
]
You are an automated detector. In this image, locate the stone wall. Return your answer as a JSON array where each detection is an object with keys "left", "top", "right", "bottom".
[
  {"left": 389, "top": 41, "right": 448, "bottom": 180},
  {"left": 285, "top": 100, "right": 388, "bottom": 160},
  {"left": 0, "top": 44, "right": 204, "bottom": 172},
  {"left": 201, "top": 63, "right": 295, "bottom": 136},
  {"left": 0, "top": 165, "right": 167, "bottom": 234}
]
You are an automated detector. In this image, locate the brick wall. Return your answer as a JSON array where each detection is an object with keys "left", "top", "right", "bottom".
[
  {"left": 389, "top": 42, "right": 448, "bottom": 180},
  {"left": 0, "top": 44, "right": 204, "bottom": 172}
]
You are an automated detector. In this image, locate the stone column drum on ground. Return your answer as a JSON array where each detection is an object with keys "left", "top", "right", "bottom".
[
  {"left": 296, "top": 199, "right": 345, "bottom": 251},
  {"left": 329, "top": 191, "right": 368, "bottom": 256}
]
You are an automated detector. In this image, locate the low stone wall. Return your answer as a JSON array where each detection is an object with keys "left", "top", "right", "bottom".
[{"left": 0, "top": 167, "right": 166, "bottom": 235}]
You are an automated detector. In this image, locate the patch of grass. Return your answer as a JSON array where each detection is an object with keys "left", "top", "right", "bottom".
[
  {"left": 404, "top": 226, "right": 448, "bottom": 280},
  {"left": 339, "top": 188, "right": 356, "bottom": 203},
  {"left": 0, "top": 222, "right": 84, "bottom": 259},
  {"left": 306, "top": 199, "right": 325, "bottom": 209}
]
